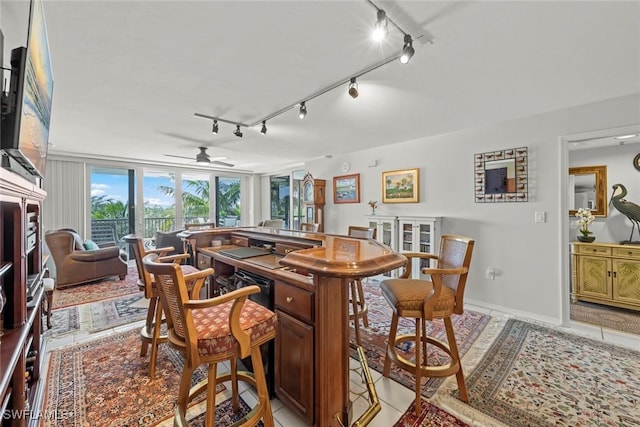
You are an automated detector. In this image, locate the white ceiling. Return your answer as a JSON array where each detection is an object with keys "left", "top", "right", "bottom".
[{"left": 2, "top": 1, "right": 639, "bottom": 173}]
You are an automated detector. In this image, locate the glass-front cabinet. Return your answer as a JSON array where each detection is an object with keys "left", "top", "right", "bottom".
[
  {"left": 366, "top": 215, "right": 398, "bottom": 277},
  {"left": 398, "top": 216, "right": 442, "bottom": 279},
  {"left": 366, "top": 215, "right": 397, "bottom": 250}
]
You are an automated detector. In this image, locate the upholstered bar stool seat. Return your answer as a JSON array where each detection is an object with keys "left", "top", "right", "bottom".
[
  {"left": 143, "top": 253, "right": 276, "bottom": 427},
  {"left": 381, "top": 234, "right": 475, "bottom": 416}
]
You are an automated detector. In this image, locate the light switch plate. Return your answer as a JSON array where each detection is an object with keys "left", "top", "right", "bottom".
[{"left": 534, "top": 211, "right": 547, "bottom": 223}]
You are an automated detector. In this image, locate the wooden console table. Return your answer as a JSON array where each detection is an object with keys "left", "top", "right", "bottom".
[
  {"left": 181, "top": 227, "right": 406, "bottom": 426},
  {"left": 572, "top": 242, "right": 640, "bottom": 310}
]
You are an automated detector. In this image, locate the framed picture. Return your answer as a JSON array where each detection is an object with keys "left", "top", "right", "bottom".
[
  {"left": 333, "top": 173, "right": 360, "bottom": 204},
  {"left": 382, "top": 168, "right": 419, "bottom": 203}
]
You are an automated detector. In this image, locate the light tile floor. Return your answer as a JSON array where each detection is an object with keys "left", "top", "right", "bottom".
[{"left": 41, "top": 301, "right": 640, "bottom": 426}]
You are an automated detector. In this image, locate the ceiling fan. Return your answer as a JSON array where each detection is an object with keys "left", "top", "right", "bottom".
[{"left": 164, "top": 146, "right": 234, "bottom": 167}]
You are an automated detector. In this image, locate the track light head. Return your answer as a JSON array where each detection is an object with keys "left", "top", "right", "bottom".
[
  {"left": 372, "top": 9, "right": 388, "bottom": 41},
  {"left": 211, "top": 120, "right": 218, "bottom": 134},
  {"left": 400, "top": 34, "right": 415, "bottom": 64},
  {"left": 348, "top": 77, "right": 359, "bottom": 99},
  {"left": 298, "top": 102, "right": 307, "bottom": 120},
  {"left": 260, "top": 121, "right": 267, "bottom": 135},
  {"left": 233, "top": 125, "right": 243, "bottom": 138}
]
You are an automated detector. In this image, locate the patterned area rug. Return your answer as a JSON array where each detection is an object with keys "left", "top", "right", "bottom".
[
  {"left": 571, "top": 301, "right": 640, "bottom": 335},
  {"left": 43, "top": 327, "right": 224, "bottom": 426},
  {"left": 393, "top": 400, "right": 469, "bottom": 427},
  {"left": 445, "top": 319, "right": 640, "bottom": 426},
  {"left": 52, "top": 266, "right": 141, "bottom": 309},
  {"left": 43, "top": 307, "right": 80, "bottom": 337},
  {"left": 87, "top": 293, "right": 148, "bottom": 333},
  {"left": 350, "top": 279, "right": 490, "bottom": 398},
  {"left": 160, "top": 397, "right": 264, "bottom": 427}
]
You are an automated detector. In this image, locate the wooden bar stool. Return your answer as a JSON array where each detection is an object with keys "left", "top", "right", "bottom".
[
  {"left": 347, "top": 226, "right": 377, "bottom": 345},
  {"left": 143, "top": 253, "right": 277, "bottom": 427},
  {"left": 380, "top": 234, "right": 475, "bottom": 415},
  {"left": 124, "top": 234, "right": 198, "bottom": 379}
]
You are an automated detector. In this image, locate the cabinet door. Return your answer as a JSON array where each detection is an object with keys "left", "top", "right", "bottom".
[
  {"left": 379, "top": 218, "right": 396, "bottom": 249},
  {"left": 577, "top": 256, "right": 612, "bottom": 299},
  {"left": 275, "top": 310, "right": 314, "bottom": 424},
  {"left": 398, "top": 219, "right": 436, "bottom": 279},
  {"left": 612, "top": 259, "right": 640, "bottom": 307}
]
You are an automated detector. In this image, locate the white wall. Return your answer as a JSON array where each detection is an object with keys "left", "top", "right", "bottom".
[{"left": 305, "top": 93, "right": 640, "bottom": 324}]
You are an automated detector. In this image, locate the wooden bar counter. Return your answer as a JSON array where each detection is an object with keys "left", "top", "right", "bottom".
[{"left": 179, "top": 227, "right": 406, "bottom": 427}]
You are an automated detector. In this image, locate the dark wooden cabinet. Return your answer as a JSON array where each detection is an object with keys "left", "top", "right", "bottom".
[
  {"left": 275, "top": 310, "right": 314, "bottom": 424},
  {"left": 1, "top": 169, "right": 46, "bottom": 427}
]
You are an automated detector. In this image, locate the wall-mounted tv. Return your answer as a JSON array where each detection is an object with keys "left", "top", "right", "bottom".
[{"left": 1, "top": 0, "right": 54, "bottom": 178}]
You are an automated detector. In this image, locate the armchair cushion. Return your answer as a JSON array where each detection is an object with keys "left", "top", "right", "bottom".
[{"left": 83, "top": 239, "right": 99, "bottom": 250}]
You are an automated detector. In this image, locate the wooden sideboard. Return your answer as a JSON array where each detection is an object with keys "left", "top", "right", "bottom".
[
  {"left": 1, "top": 168, "right": 47, "bottom": 426},
  {"left": 571, "top": 242, "right": 640, "bottom": 310},
  {"left": 181, "top": 227, "right": 406, "bottom": 427}
]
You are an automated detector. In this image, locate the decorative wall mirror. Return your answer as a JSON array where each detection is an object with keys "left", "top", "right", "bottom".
[
  {"left": 475, "top": 147, "right": 528, "bottom": 202},
  {"left": 568, "top": 165, "right": 607, "bottom": 217}
]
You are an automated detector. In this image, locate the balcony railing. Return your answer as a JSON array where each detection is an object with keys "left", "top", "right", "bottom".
[{"left": 91, "top": 217, "right": 209, "bottom": 240}]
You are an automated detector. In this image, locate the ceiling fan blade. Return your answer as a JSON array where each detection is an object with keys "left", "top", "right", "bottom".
[
  {"left": 211, "top": 160, "right": 234, "bottom": 167},
  {"left": 164, "top": 153, "right": 195, "bottom": 160}
]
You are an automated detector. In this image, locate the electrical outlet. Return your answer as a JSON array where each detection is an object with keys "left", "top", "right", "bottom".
[{"left": 534, "top": 211, "right": 547, "bottom": 223}]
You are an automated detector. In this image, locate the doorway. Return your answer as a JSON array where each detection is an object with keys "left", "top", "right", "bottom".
[{"left": 562, "top": 124, "right": 640, "bottom": 335}]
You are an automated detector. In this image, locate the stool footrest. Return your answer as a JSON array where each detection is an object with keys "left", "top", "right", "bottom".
[{"left": 387, "top": 333, "right": 460, "bottom": 378}]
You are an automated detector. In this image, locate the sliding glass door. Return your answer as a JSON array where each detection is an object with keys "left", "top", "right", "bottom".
[
  {"left": 89, "top": 167, "right": 134, "bottom": 245},
  {"left": 182, "top": 172, "right": 211, "bottom": 225},
  {"left": 142, "top": 169, "right": 176, "bottom": 240},
  {"left": 270, "top": 175, "right": 290, "bottom": 228},
  {"left": 215, "top": 176, "right": 241, "bottom": 227}
]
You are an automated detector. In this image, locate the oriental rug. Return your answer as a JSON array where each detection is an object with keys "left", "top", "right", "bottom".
[
  {"left": 52, "top": 266, "right": 141, "bottom": 309},
  {"left": 43, "top": 307, "right": 80, "bottom": 337},
  {"left": 86, "top": 293, "right": 148, "bottom": 333},
  {"left": 349, "top": 279, "right": 490, "bottom": 398},
  {"left": 393, "top": 400, "right": 468, "bottom": 427},
  {"left": 571, "top": 300, "right": 640, "bottom": 335},
  {"left": 435, "top": 319, "right": 640, "bottom": 427},
  {"left": 43, "top": 327, "right": 224, "bottom": 426}
]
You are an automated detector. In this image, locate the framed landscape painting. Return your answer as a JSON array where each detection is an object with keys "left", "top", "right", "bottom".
[
  {"left": 333, "top": 173, "right": 360, "bottom": 204},
  {"left": 382, "top": 168, "right": 419, "bottom": 203}
]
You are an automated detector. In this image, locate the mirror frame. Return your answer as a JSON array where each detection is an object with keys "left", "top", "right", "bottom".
[
  {"left": 474, "top": 147, "right": 528, "bottom": 202},
  {"left": 568, "top": 165, "right": 607, "bottom": 217}
]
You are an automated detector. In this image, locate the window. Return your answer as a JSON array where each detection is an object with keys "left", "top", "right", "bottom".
[{"left": 216, "top": 176, "right": 241, "bottom": 227}]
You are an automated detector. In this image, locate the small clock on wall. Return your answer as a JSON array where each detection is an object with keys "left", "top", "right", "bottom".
[{"left": 634, "top": 153, "right": 640, "bottom": 171}]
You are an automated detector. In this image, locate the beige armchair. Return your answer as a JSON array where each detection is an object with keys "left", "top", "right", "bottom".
[{"left": 44, "top": 228, "right": 128, "bottom": 289}]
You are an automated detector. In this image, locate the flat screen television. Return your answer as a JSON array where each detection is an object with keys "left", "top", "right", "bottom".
[{"left": 1, "top": 0, "right": 54, "bottom": 178}]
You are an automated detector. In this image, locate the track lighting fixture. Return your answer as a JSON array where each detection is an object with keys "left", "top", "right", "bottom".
[
  {"left": 348, "top": 77, "right": 359, "bottom": 98},
  {"left": 372, "top": 9, "right": 388, "bottom": 41},
  {"left": 194, "top": 7, "right": 424, "bottom": 135},
  {"left": 400, "top": 34, "right": 415, "bottom": 64},
  {"left": 211, "top": 120, "right": 218, "bottom": 134}
]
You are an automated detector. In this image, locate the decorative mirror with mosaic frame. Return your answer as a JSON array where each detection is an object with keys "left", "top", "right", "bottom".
[{"left": 474, "top": 147, "right": 528, "bottom": 203}]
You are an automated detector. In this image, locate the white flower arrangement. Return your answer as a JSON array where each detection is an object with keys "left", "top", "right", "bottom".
[{"left": 575, "top": 208, "right": 595, "bottom": 237}]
